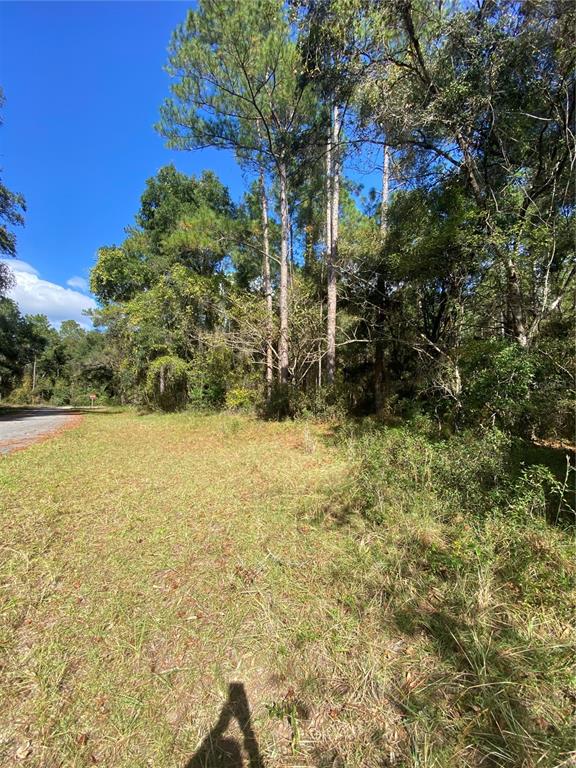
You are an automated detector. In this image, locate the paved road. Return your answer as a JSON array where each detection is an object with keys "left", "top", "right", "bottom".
[{"left": 0, "top": 407, "right": 81, "bottom": 455}]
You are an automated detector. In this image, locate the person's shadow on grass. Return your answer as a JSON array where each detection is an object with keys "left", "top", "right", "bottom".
[{"left": 185, "top": 682, "right": 264, "bottom": 768}]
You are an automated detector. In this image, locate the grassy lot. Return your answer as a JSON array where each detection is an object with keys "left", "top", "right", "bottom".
[
  {"left": 0, "top": 412, "right": 574, "bottom": 767},
  {"left": 0, "top": 411, "right": 358, "bottom": 767}
]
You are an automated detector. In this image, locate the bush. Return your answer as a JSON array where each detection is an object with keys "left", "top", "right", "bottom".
[
  {"left": 187, "top": 345, "right": 231, "bottom": 408},
  {"left": 8, "top": 382, "right": 33, "bottom": 405},
  {"left": 48, "top": 382, "right": 72, "bottom": 406},
  {"left": 527, "top": 338, "right": 575, "bottom": 441},
  {"left": 333, "top": 420, "right": 575, "bottom": 766},
  {"left": 458, "top": 337, "right": 575, "bottom": 440},
  {"left": 258, "top": 383, "right": 349, "bottom": 421},
  {"left": 225, "top": 386, "right": 256, "bottom": 411},
  {"left": 258, "top": 382, "right": 293, "bottom": 420},
  {"left": 292, "top": 384, "right": 348, "bottom": 421},
  {"left": 460, "top": 340, "right": 535, "bottom": 432},
  {"left": 343, "top": 420, "right": 568, "bottom": 525},
  {"left": 146, "top": 355, "right": 188, "bottom": 411}
]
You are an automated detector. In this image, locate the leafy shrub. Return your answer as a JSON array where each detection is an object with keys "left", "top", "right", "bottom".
[
  {"left": 8, "top": 382, "right": 33, "bottom": 405},
  {"left": 146, "top": 355, "right": 188, "bottom": 411},
  {"left": 344, "top": 421, "right": 568, "bottom": 525},
  {"left": 506, "top": 463, "right": 572, "bottom": 524},
  {"left": 292, "top": 384, "right": 349, "bottom": 421},
  {"left": 187, "top": 345, "right": 231, "bottom": 408},
  {"left": 225, "top": 386, "right": 256, "bottom": 411},
  {"left": 259, "top": 383, "right": 349, "bottom": 421},
  {"left": 460, "top": 340, "right": 535, "bottom": 432},
  {"left": 527, "top": 338, "right": 575, "bottom": 441},
  {"left": 459, "top": 337, "right": 575, "bottom": 440}
]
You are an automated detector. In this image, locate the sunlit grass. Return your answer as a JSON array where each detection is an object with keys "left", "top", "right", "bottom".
[
  {"left": 0, "top": 411, "right": 573, "bottom": 767},
  {"left": 0, "top": 411, "right": 353, "bottom": 766}
]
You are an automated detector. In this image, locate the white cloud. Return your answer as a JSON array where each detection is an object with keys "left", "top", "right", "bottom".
[
  {"left": 1, "top": 259, "right": 97, "bottom": 328},
  {"left": 66, "top": 275, "right": 89, "bottom": 292},
  {"left": 7, "top": 259, "right": 40, "bottom": 277}
]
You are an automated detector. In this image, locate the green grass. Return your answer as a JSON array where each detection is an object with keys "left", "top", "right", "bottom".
[{"left": 0, "top": 411, "right": 574, "bottom": 767}]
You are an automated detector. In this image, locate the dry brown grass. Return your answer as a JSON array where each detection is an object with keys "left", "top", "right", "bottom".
[
  {"left": 0, "top": 411, "right": 399, "bottom": 767},
  {"left": 1, "top": 411, "right": 573, "bottom": 768}
]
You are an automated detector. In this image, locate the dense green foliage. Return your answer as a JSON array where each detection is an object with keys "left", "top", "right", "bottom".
[
  {"left": 0, "top": 302, "right": 114, "bottom": 404},
  {"left": 335, "top": 419, "right": 574, "bottom": 765},
  {"left": 3, "top": 0, "right": 574, "bottom": 441}
]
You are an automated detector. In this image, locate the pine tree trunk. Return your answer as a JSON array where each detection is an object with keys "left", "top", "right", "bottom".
[
  {"left": 318, "top": 300, "right": 323, "bottom": 388},
  {"left": 326, "top": 104, "right": 340, "bottom": 386},
  {"left": 278, "top": 159, "right": 290, "bottom": 384},
  {"left": 323, "top": 121, "right": 332, "bottom": 385},
  {"left": 375, "top": 144, "right": 390, "bottom": 413},
  {"left": 259, "top": 166, "right": 273, "bottom": 398},
  {"left": 381, "top": 144, "right": 390, "bottom": 238}
]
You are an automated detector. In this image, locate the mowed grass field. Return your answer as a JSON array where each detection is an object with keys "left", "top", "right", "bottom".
[
  {"left": 0, "top": 411, "right": 379, "bottom": 767},
  {"left": 1, "top": 411, "right": 574, "bottom": 768}
]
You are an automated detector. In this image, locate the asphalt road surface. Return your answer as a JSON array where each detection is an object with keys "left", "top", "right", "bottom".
[{"left": 0, "top": 407, "right": 80, "bottom": 455}]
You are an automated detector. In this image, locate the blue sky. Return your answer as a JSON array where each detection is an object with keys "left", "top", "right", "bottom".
[
  {"left": 0, "top": 1, "right": 246, "bottom": 325},
  {"left": 0, "top": 1, "right": 382, "bottom": 327}
]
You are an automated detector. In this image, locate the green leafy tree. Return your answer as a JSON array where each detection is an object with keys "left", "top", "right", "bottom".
[
  {"left": 0, "top": 89, "right": 26, "bottom": 294},
  {"left": 158, "top": 0, "right": 319, "bottom": 383},
  {"left": 355, "top": 0, "right": 575, "bottom": 346}
]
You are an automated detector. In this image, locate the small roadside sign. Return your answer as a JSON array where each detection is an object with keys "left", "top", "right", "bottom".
[{"left": 89, "top": 393, "right": 97, "bottom": 407}]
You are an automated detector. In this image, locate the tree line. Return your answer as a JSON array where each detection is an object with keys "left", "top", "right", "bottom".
[{"left": 1, "top": 0, "right": 574, "bottom": 438}]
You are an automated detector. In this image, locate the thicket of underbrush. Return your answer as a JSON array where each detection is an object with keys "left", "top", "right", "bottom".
[{"left": 322, "top": 420, "right": 575, "bottom": 767}]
